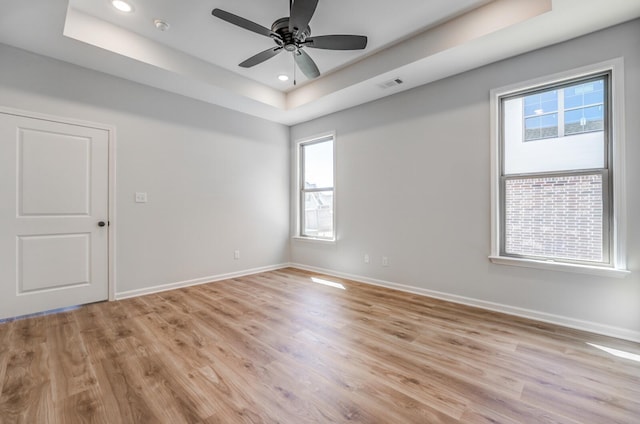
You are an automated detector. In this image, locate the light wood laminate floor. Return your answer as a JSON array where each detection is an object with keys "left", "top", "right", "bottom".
[{"left": 0, "top": 268, "right": 639, "bottom": 423}]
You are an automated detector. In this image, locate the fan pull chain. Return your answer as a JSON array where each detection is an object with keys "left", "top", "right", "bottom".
[{"left": 293, "top": 53, "right": 297, "bottom": 86}]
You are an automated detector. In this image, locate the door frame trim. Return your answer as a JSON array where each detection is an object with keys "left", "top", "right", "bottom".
[{"left": 0, "top": 106, "right": 117, "bottom": 302}]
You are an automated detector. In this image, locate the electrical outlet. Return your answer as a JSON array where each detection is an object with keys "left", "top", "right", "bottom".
[
  {"left": 135, "top": 192, "right": 147, "bottom": 203},
  {"left": 382, "top": 256, "right": 389, "bottom": 267},
  {"left": 234, "top": 249, "right": 240, "bottom": 260},
  {"left": 364, "top": 254, "right": 370, "bottom": 264}
]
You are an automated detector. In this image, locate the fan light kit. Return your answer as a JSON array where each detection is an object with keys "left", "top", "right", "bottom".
[
  {"left": 111, "top": 0, "right": 132, "bottom": 13},
  {"left": 211, "top": 0, "right": 368, "bottom": 81},
  {"left": 278, "top": 74, "right": 290, "bottom": 81}
]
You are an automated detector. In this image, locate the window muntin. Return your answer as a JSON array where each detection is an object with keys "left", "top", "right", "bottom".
[
  {"left": 522, "top": 78, "right": 605, "bottom": 142},
  {"left": 564, "top": 79, "right": 605, "bottom": 135},
  {"left": 299, "top": 135, "right": 334, "bottom": 240},
  {"left": 501, "top": 73, "right": 611, "bottom": 266},
  {"left": 524, "top": 90, "right": 558, "bottom": 141}
]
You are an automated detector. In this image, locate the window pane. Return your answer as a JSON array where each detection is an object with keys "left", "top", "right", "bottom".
[
  {"left": 584, "top": 105, "right": 603, "bottom": 119},
  {"left": 564, "top": 108, "right": 583, "bottom": 124},
  {"left": 524, "top": 114, "right": 558, "bottom": 141},
  {"left": 303, "top": 140, "right": 333, "bottom": 188},
  {"left": 585, "top": 105, "right": 605, "bottom": 132},
  {"left": 525, "top": 127, "right": 541, "bottom": 141},
  {"left": 541, "top": 99, "right": 558, "bottom": 113},
  {"left": 524, "top": 102, "right": 540, "bottom": 116},
  {"left": 504, "top": 174, "right": 603, "bottom": 262},
  {"left": 524, "top": 94, "right": 540, "bottom": 104},
  {"left": 525, "top": 116, "right": 541, "bottom": 129},
  {"left": 541, "top": 113, "right": 558, "bottom": 129},
  {"left": 303, "top": 191, "right": 333, "bottom": 238},
  {"left": 504, "top": 78, "right": 605, "bottom": 174},
  {"left": 565, "top": 80, "right": 604, "bottom": 109},
  {"left": 584, "top": 91, "right": 603, "bottom": 106},
  {"left": 564, "top": 94, "right": 582, "bottom": 109},
  {"left": 523, "top": 91, "right": 558, "bottom": 116},
  {"left": 565, "top": 105, "right": 604, "bottom": 135},
  {"left": 540, "top": 91, "right": 557, "bottom": 102}
]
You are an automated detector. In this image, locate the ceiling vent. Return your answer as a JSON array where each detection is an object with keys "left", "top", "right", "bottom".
[{"left": 378, "top": 78, "right": 403, "bottom": 89}]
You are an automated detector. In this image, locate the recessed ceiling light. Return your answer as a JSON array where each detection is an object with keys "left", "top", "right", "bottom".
[
  {"left": 154, "top": 19, "right": 170, "bottom": 31},
  {"left": 111, "top": 0, "right": 133, "bottom": 13},
  {"left": 278, "top": 74, "right": 289, "bottom": 81}
]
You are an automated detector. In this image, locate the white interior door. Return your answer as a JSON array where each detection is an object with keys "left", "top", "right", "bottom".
[{"left": 0, "top": 112, "right": 109, "bottom": 319}]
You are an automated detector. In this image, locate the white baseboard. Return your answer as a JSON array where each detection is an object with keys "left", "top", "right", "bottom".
[
  {"left": 114, "top": 263, "right": 290, "bottom": 300},
  {"left": 289, "top": 263, "right": 640, "bottom": 343}
]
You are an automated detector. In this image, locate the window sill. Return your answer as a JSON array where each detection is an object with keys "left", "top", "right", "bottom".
[
  {"left": 489, "top": 256, "right": 630, "bottom": 278},
  {"left": 292, "top": 236, "right": 336, "bottom": 245}
]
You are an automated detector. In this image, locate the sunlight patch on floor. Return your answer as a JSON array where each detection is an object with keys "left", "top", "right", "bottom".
[
  {"left": 311, "top": 277, "right": 346, "bottom": 290},
  {"left": 587, "top": 343, "right": 640, "bottom": 363}
]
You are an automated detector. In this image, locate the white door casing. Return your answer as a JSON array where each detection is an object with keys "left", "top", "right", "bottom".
[{"left": 0, "top": 111, "right": 111, "bottom": 319}]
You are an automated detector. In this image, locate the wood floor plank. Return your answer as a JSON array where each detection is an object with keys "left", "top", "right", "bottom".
[
  {"left": 0, "top": 318, "right": 55, "bottom": 424},
  {"left": 291, "top": 326, "right": 473, "bottom": 419},
  {"left": 0, "top": 321, "right": 15, "bottom": 396},
  {"left": 53, "top": 386, "right": 109, "bottom": 424},
  {"left": 91, "top": 355, "right": 161, "bottom": 423},
  {"left": 116, "top": 352, "right": 206, "bottom": 423},
  {"left": 196, "top": 364, "right": 284, "bottom": 424},
  {"left": 521, "top": 377, "right": 640, "bottom": 424},
  {"left": 1, "top": 268, "right": 639, "bottom": 423},
  {"left": 73, "top": 303, "right": 122, "bottom": 363},
  {"left": 46, "top": 316, "right": 97, "bottom": 402}
]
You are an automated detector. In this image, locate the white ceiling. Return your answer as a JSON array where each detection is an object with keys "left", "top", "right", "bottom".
[
  {"left": 69, "top": 0, "right": 490, "bottom": 90},
  {"left": 1, "top": 0, "right": 639, "bottom": 125}
]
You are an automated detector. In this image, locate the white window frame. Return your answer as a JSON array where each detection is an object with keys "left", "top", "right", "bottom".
[
  {"left": 293, "top": 132, "right": 336, "bottom": 243},
  {"left": 489, "top": 59, "right": 629, "bottom": 277}
]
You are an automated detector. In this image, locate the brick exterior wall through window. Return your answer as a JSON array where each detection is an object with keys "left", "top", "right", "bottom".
[{"left": 505, "top": 174, "right": 603, "bottom": 262}]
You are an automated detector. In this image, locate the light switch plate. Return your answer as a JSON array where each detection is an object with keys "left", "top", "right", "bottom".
[{"left": 135, "top": 192, "right": 147, "bottom": 203}]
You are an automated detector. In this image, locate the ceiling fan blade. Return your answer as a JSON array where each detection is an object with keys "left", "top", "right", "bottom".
[
  {"left": 304, "top": 35, "right": 368, "bottom": 50},
  {"left": 289, "top": 0, "right": 318, "bottom": 34},
  {"left": 294, "top": 49, "right": 320, "bottom": 79},
  {"left": 212, "top": 9, "right": 278, "bottom": 39},
  {"left": 239, "top": 47, "right": 283, "bottom": 68}
]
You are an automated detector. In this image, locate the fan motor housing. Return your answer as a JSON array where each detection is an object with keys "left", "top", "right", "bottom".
[{"left": 272, "top": 17, "right": 310, "bottom": 48}]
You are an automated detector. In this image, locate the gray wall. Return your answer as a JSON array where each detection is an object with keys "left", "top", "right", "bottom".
[
  {"left": 0, "top": 44, "right": 290, "bottom": 295},
  {"left": 290, "top": 20, "right": 640, "bottom": 337}
]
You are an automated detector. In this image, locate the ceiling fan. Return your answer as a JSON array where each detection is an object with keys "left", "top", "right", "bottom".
[{"left": 211, "top": 0, "right": 368, "bottom": 80}]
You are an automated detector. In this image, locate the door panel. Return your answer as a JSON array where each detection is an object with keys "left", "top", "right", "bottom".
[
  {"left": 0, "top": 112, "right": 109, "bottom": 319},
  {"left": 19, "top": 128, "right": 91, "bottom": 216},
  {"left": 18, "top": 234, "right": 90, "bottom": 292}
]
